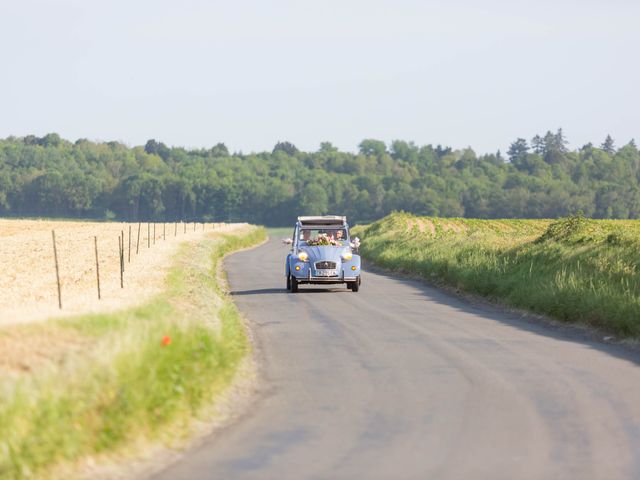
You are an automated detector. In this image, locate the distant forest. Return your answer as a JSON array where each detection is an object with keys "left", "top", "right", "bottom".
[{"left": 0, "top": 130, "right": 638, "bottom": 225}]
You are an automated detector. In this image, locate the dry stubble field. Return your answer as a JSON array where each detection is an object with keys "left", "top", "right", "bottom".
[{"left": 0, "top": 219, "right": 243, "bottom": 326}]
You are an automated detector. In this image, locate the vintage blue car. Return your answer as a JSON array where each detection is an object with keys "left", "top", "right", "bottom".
[{"left": 284, "top": 216, "right": 361, "bottom": 293}]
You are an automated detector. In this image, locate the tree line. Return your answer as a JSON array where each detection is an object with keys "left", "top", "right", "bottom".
[{"left": 0, "top": 130, "right": 638, "bottom": 225}]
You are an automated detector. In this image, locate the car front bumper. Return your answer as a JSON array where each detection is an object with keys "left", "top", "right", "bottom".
[
  {"left": 289, "top": 255, "right": 361, "bottom": 284},
  {"left": 291, "top": 268, "right": 359, "bottom": 284},
  {"left": 297, "top": 276, "right": 359, "bottom": 284}
]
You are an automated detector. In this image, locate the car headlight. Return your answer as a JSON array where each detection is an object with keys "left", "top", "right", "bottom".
[
  {"left": 298, "top": 251, "right": 309, "bottom": 262},
  {"left": 341, "top": 251, "right": 353, "bottom": 261}
]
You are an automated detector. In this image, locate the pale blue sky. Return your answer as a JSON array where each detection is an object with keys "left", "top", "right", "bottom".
[{"left": 1, "top": 0, "right": 638, "bottom": 154}]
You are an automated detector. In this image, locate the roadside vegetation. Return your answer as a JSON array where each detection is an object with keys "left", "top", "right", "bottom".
[
  {"left": 354, "top": 212, "right": 640, "bottom": 337},
  {"left": 0, "top": 226, "right": 266, "bottom": 480}
]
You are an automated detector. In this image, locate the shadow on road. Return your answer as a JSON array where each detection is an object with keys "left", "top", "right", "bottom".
[
  {"left": 231, "top": 288, "right": 286, "bottom": 296},
  {"left": 293, "top": 288, "right": 350, "bottom": 294},
  {"left": 231, "top": 287, "right": 349, "bottom": 296}
]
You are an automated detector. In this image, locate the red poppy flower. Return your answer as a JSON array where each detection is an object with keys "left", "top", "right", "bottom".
[{"left": 161, "top": 335, "right": 172, "bottom": 346}]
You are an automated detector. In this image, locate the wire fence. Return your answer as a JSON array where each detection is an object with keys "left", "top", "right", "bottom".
[{"left": 47, "top": 222, "right": 221, "bottom": 310}]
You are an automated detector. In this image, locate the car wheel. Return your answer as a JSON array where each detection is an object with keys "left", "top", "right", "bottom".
[
  {"left": 291, "top": 276, "right": 299, "bottom": 293},
  {"left": 348, "top": 276, "right": 360, "bottom": 292},
  {"left": 286, "top": 275, "right": 291, "bottom": 291}
]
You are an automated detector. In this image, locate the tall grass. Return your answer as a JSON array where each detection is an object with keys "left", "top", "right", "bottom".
[
  {"left": 0, "top": 226, "right": 266, "bottom": 480},
  {"left": 354, "top": 212, "right": 640, "bottom": 337}
]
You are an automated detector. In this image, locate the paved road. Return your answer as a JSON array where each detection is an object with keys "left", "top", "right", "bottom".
[{"left": 153, "top": 237, "right": 640, "bottom": 480}]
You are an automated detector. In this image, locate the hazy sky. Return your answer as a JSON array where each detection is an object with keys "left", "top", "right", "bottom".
[{"left": 1, "top": 0, "right": 638, "bottom": 154}]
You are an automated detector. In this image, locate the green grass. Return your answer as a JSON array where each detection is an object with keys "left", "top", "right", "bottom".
[
  {"left": 353, "top": 212, "right": 640, "bottom": 337},
  {"left": 0, "top": 226, "right": 266, "bottom": 480}
]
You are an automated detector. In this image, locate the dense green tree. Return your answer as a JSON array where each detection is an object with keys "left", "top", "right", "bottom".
[
  {"left": 0, "top": 130, "right": 639, "bottom": 224},
  {"left": 273, "top": 141, "right": 298, "bottom": 156},
  {"left": 144, "top": 139, "right": 170, "bottom": 161},
  {"left": 542, "top": 129, "right": 569, "bottom": 164},
  {"left": 507, "top": 138, "right": 529, "bottom": 166},
  {"left": 601, "top": 135, "right": 615, "bottom": 155},
  {"left": 144, "top": 139, "right": 160, "bottom": 155},
  {"left": 390, "top": 140, "right": 418, "bottom": 162},
  {"left": 319, "top": 141, "right": 338, "bottom": 153},
  {"left": 41, "top": 133, "right": 62, "bottom": 147},
  {"left": 0, "top": 171, "right": 10, "bottom": 209},
  {"left": 358, "top": 139, "right": 387, "bottom": 157},
  {"left": 531, "top": 135, "right": 544, "bottom": 155},
  {"left": 299, "top": 184, "right": 329, "bottom": 215},
  {"left": 211, "top": 143, "right": 229, "bottom": 157}
]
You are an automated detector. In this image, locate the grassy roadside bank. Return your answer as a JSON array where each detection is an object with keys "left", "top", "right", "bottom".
[
  {"left": 353, "top": 212, "right": 640, "bottom": 337},
  {"left": 0, "top": 226, "right": 266, "bottom": 480}
]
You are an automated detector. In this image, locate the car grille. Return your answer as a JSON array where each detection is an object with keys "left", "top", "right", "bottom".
[{"left": 315, "top": 261, "right": 337, "bottom": 270}]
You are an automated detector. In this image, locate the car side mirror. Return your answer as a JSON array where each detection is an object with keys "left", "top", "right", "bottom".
[{"left": 282, "top": 238, "right": 293, "bottom": 245}]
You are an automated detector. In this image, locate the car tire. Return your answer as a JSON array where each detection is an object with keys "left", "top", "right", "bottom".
[
  {"left": 348, "top": 276, "right": 361, "bottom": 292},
  {"left": 286, "top": 275, "right": 291, "bottom": 291},
  {"left": 291, "top": 276, "right": 299, "bottom": 293}
]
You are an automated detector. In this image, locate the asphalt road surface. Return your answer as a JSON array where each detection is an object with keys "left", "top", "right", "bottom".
[{"left": 153, "top": 237, "right": 640, "bottom": 480}]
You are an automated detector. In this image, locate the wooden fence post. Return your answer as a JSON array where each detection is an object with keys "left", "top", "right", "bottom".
[
  {"left": 147, "top": 223, "right": 150, "bottom": 248},
  {"left": 153, "top": 223, "right": 156, "bottom": 245},
  {"left": 121, "top": 234, "right": 125, "bottom": 287},
  {"left": 119, "top": 235, "right": 124, "bottom": 288},
  {"left": 136, "top": 222, "right": 141, "bottom": 254},
  {"left": 128, "top": 225, "right": 131, "bottom": 263},
  {"left": 163, "top": 223, "right": 166, "bottom": 241},
  {"left": 121, "top": 230, "right": 125, "bottom": 271},
  {"left": 51, "top": 230, "right": 62, "bottom": 309},
  {"left": 94, "top": 236, "right": 101, "bottom": 299}
]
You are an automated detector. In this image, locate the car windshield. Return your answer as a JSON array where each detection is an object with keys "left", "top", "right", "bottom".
[{"left": 299, "top": 228, "right": 348, "bottom": 246}]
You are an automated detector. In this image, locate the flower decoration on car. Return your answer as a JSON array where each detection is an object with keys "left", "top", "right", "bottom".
[{"left": 306, "top": 233, "right": 341, "bottom": 246}]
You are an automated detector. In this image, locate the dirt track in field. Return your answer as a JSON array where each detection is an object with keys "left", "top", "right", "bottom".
[{"left": 0, "top": 219, "right": 244, "bottom": 326}]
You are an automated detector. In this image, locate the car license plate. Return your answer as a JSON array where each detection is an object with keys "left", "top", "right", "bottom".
[{"left": 316, "top": 269, "right": 337, "bottom": 277}]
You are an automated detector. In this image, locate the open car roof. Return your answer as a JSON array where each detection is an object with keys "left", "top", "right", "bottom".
[{"left": 297, "top": 216, "right": 347, "bottom": 227}]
